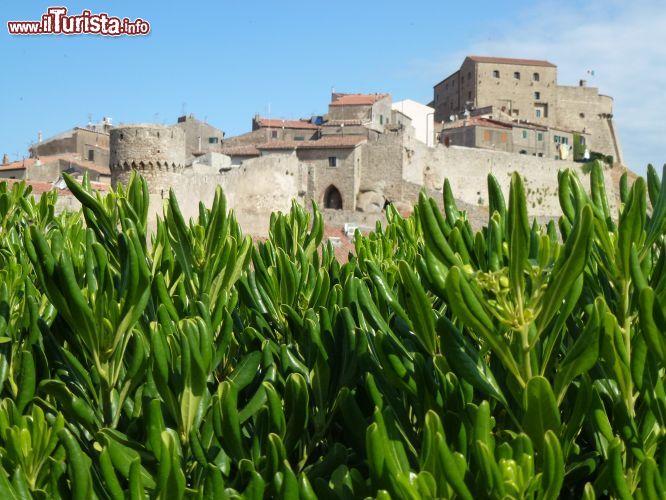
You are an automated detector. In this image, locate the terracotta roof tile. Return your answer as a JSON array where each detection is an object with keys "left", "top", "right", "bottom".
[
  {"left": 323, "top": 119, "right": 365, "bottom": 126},
  {"left": 467, "top": 55, "right": 556, "bottom": 67},
  {"left": 220, "top": 145, "right": 261, "bottom": 156},
  {"left": 330, "top": 93, "right": 390, "bottom": 106},
  {"left": 257, "top": 135, "right": 367, "bottom": 151},
  {"left": 0, "top": 154, "right": 111, "bottom": 176},
  {"left": 255, "top": 118, "right": 319, "bottom": 130}
]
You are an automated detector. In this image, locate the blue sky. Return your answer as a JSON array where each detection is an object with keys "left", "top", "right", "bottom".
[{"left": 1, "top": 0, "right": 664, "bottom": 174}]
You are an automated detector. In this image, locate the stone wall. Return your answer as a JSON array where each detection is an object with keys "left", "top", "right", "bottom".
[
  {"left": 414, "top": 144, "right": 619, "bottom": 217},
  {"left": 299, "top": 147, "right": 359, "bottom": 211},
  {"left": 554, "top": 86, "right": 620, "bottom": 162},
  {"left": 474, "top": 62, "right": 558, "bottom": 124},
  {"left": 110, "top": 125, "right": 186, "bottom": 173}
]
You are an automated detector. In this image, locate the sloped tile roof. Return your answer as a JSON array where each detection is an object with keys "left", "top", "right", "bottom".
[
  {"left": 330, "top": 93, "right": 390, "bottom": 106},
  {"left": 255, "top": 118, "right": 319, "bottom": 130},
  {"left": 467, "top": 55, "right": 556, "bottom": 67},
  {"left": 257, "top": 135, "right": 367, "bottom": 151}
]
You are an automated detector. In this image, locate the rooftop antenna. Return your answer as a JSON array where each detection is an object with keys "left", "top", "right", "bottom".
[
  {"left": 153, "top": 112, "right": 160, "bottom": 123},
  {"left": 181, "top": 102, "right": 187, "bottom": 116},
  {"left": 87, "top": 113, "right": 93, "bottom": 128}
]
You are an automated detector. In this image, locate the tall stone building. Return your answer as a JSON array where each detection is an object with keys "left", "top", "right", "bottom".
[
  {"left": 433, "top": 56, "right": 623, "bottom": 163},
  {"left": 174, "top": 114, "right": 225, "bottom": 157}
]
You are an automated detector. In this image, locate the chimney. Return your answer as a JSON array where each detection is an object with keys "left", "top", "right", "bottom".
[
  {"left": 2, "top": 153, "right": 8, "bottom": 165},
  {"left": 579, "top": 79, "right": 587, "bottom": 87}
]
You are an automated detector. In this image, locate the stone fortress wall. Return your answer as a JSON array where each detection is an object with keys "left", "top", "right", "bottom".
[
  {"left": 109, "top": 122, "right": 621, "bottom": 237},
  {"left": 110, "top": 125, "right": 187, "bottom": 176}
]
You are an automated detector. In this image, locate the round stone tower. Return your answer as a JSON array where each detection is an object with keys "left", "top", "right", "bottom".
[{"left": 110, "top": 124, "right": 186, "bottom": 186}]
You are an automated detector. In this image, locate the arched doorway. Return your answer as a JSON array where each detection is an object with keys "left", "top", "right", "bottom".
[{"left": 324, "top": 185, "right": 343, "bottom": 210}]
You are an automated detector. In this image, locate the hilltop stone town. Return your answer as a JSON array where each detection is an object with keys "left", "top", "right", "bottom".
[{"left": 1, "top": 56, "right": 628, "bottom": 241}]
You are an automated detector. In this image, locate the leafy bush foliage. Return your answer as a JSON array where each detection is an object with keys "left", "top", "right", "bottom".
[{"left": 0, "top": 163, "right": 664, "bottom": 498}]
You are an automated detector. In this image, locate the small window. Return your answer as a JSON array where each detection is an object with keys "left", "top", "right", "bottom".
[
  {"left": 328, "top": 156, "right": 337, "bottom": 167},
  {"left": 562, "top": 137, "right": 569, "bottom": 145},
  {"left": 468, "top": 91, "right": 472, "bottom": 99},
  {"left": 535, "top": 108, "right": 542, "bottom": 118},
  {"left": 534, "top": 91, "right": 541, "bottom": 100},
  {"left": 533, "top": 72, "right": 540, "bottom": 82},
  {"left": 493, "top": 70, "right": 500, "bottom": 78},
  {"left": 88, "top": 150, "right": 94, "bottom": 162},
  {"left": 208, "top": 137, "right": 219, "bottom": 144},
  {"left": 271, "top": 130, "right": 278, "bottom": 139},
  {"left": 461, "top": 76, "right": 465, "bottom": 83},
  {"left": 119, "top": 133, "right": 124, "bottom": 140},
  {"left": 380, "top": 115, "right": 383, "bottom": 125},
  {"left": 483, "top": 130, "right": 491, "bottom": 142},
  {"left": 294, "top": 136, "right": 304, "bottom": 141},
  {"left": 522, "top": 130, "right": 528, "bottom": 139},
  {"left": 500, "top": 132, "right": 508, "bottom": 143},
  {"left": 537, "top": 132, "right": 543, "bottom": 141},
  {"left": 468, "top": 71, "right": 472, "bottom": 79},
  {"left": 579, "top": 112, "right": 585, "bottom": 118},
  {"left": 514, "top": 72, "right": 521, "bottom": 80},
  {"left": 554, "top": 136, "right": 560, "bottom": 144}
]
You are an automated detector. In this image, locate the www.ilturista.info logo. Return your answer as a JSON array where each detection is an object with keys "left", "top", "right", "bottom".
[{"left": 7, "top": 7, "right": 150, "bottom": 36}]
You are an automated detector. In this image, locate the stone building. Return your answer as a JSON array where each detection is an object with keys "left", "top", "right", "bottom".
[
  {"left": 438, "top": 116, "right": 585, "bottom": 160},
  {"left": 222, "top": 116, "right": 320, "bottom": 148},
  {"left": 29, "top": 126, "right": 111, "bottom": 168},
  {"left": 174, "top": 114, "right": 225, "bottom": 157},
  {"left": 0, "top": 154, "right": 111, "bottom": 182},
  {"left": 433, "top": 56, "right": 622, "bottom": 163},
  {"left": 255, "top": 135, "right": 367, "bottom": 211},
  {"left": 327, "top": 93, "right": 392, "bottom": 133}
]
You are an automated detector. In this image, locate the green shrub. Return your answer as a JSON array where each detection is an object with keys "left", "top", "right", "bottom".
[{"left": 0, "top": 163, "right": 663, "bottom": 498}]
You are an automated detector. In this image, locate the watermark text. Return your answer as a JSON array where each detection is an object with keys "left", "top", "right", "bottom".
[{"left": 7, "top": 7, "right": 150, "bottom": 36}]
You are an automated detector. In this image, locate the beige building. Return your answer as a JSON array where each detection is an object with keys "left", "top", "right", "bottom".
[
  {"left": 439, "top": 116, "right": 584, "bottom": 160},
  {"left": 223, "top": 116, "right": 320, "bottom": 148},
  {"left": 174, "top": 114, "right": 225, "bottom": 157},
  {"left": 0, "top": 154, "right": 111, "bottom": 183},
  {"left": 29, "top": 126, "right": 111, "bottom": 168},
  {"left": 327, "top": 93, "right": 392, "bottom": 133},
  {"left": 433, "top": 56, "right": 622, "bottom": 163}
]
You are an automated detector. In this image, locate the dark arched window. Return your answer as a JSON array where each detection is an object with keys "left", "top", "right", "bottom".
[{"left": 324, "top": 185, "right": 343, "bottom": 210}]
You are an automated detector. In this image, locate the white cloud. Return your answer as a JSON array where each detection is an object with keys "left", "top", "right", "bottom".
[{"left": 423, "top": 0, "right": 666, "bottom": 175}]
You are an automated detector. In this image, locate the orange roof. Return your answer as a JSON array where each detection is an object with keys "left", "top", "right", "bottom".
[
  {"left": 467, "top": 55, "right": 556, "bottom": 67},
  {"left": 0, "top": 158, "right": 38, "bottom": 172},
  {"left": 255, "top": 118, "right": 319, "bottom": 130},
  {"left": 323, "top": 226, "right": 356, "bottom": 263},
  {"left": 330, "top": 93, "right": 390, "bottom": 106},
  {"left": 257, "top": 135, "right": 367, "bottom": 151}
]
